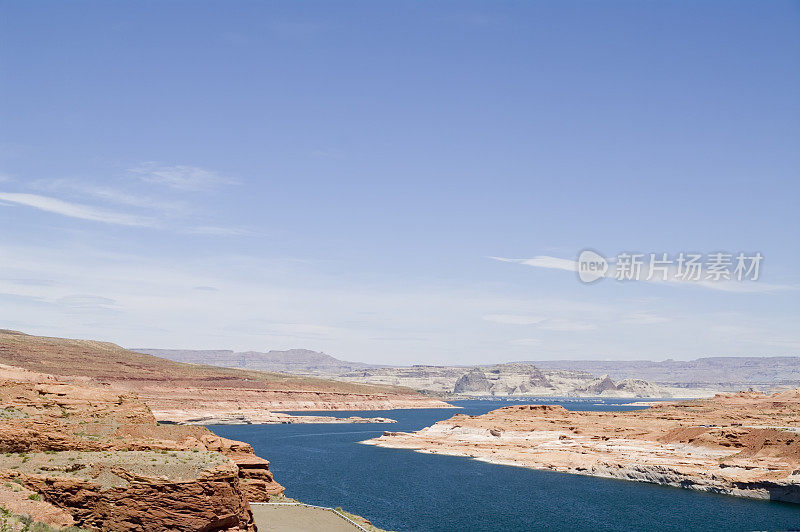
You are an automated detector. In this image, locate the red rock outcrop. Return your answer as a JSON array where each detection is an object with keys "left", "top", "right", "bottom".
[{"left": 0, "top": 365, "right": 284, "bottom": 531}]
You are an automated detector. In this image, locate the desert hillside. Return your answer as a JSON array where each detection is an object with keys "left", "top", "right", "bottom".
[{"left": 0, "top": 330, "right": 449, "bottom": 422}]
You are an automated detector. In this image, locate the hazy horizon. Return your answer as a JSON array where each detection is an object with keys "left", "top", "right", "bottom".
[{"left": 127, "top": 345, "right": 800, "bottom": 365}]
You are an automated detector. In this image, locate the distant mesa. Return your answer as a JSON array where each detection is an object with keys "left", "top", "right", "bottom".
[
  {"left": 581, "top": 374, "right": 617, "bottom": 394},
  {"left": 132, "top": 342, "right": 800, "bottom": 399},
  {"left": 454, "top": 365, "right": 556, "bottom": 395},
  {"left": 526, "top": 357, "right": 800, "bottom": 390},
  {"left": 133, "top": 347, "right": 372, "bottom": 374},
  {"left": 453, "top": 367, "right": 492, "bottom": 394}
]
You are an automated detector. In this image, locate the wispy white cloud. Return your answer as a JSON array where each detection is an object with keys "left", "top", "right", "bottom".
[
  {"left": 622, "top": 312, "right": 669, "bottom": 324},
  {"left": 0, "top": 241, "right": 798, "bottom": 363},
  {"left": 129, "top": 163, "right": 237, "bottom": 191},
  {"left": 186, "top": 225, "right": 253, "bottom": 236},
  {"left": 0, "top": 192, "right": 156, "bottom": 227},
  {"left": 536, "top": 319, "right": 597, "bottom": 331},
  {"left": 1, "top": 278, "right": 57, "bottom": 287},
  {"left": 483, "top": 314, "right": 545, "bottom": 325},
  {"left": 56, "top": 294, "right": 118, "bottom": 312},
  {"left": 490, "top": 255, "right": 795, "bottom": 293},
  {"left": 263, "top": 322, "right": 348, "bottom": 339},
  {"left": 38, "top": 178, "right": 187, "bottom": 214},
  {"left": 483, "top": 313, "right": 597, "bottom": 332},
  {"left": 311, "top": 148, "right": 345, "bottom": 159},
  {"left": 510, "top": 338, "right": 542, "bottom": 346},
  {"left": 489, "top": 255, "right": 577, "bottom": 272},
  {"left": 10, "top": 169, "right": 248, "bottom": 236}
]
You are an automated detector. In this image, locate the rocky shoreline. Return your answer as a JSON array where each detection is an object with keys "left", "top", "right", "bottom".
[
  {"left": 0, "top": 367, "right": 283, "bottom": 531},
  {"left": 165, "top": 412, "right": 397, "bottom": 425},
  {"left": 139, "top": 388, "right": 451, "bottom": 425},
  {"left": 0, "top": 331, "right": 451, "bottom": 530},
  {"left": 363, "top": 392, "right": 800, "bottom": 504}
]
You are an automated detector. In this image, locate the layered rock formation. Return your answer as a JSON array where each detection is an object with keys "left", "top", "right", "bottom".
[
  {"left": 132, "top": 340, "right": 726, "bottom": 399},
  {"left": 364, "top": 391, "right": 800, "bottom": 503},
  {"left": 530, "top": 356, "right": 800, "bottom": 391},
  {"left": 0, "top": 330, "right": 449, "bottom": 425},
  {"left": 453, "top": 368, "right": 493, "bottom": 394},
  {"left": 0, "top": 363, "right": 284, "bottom": 531},
  {"left": 340, "top": 363, "right": 692, "bottom": 398}
]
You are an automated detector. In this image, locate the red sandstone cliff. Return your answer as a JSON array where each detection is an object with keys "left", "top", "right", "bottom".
[{"left": 0, "top": 364, "right": 283, "bottom": 531}]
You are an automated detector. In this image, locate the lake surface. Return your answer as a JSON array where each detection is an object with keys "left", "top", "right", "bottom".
[{"left": 210, "top": 399, "right": 800, "bottom": 531}]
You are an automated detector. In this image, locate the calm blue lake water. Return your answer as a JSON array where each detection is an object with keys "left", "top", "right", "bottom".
[{"left": 210, "top": 399, "right": 800, "bottom": 531}]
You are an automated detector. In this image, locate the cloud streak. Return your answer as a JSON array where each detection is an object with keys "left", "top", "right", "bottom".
[
  {"left": 484, "top": 314, "right": 598, "bottom": 331},
  {"left": 490, "top": 255, "right": 795, "bottom": 293},
  {"left": 5, "top": 163, "right": 249, "bottom": 236},
  {"left": 0, "top": 192, "right": 156, "bottom": 227},
  {"left": 38, "top": 178, "right": 188, "bottom": 214},
  {"left": 129, "top": 163, "right": 237, "bottom": 191},
  {"left": 483, "top": 314, "right": 545, "bottom": 325},
  {"left": 489, "top": 255, "right": 577, "bottom": 272},
  {"left": 186, "top": 225, "right": 253, "bottom": 236},
  {"left": 1, "top": 240, "right": 798, "bottom": 363}
]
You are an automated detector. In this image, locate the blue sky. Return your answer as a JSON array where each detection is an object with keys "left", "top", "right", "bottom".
[{"left": 0, "top": 1, "right": 798, "bottom": 364}]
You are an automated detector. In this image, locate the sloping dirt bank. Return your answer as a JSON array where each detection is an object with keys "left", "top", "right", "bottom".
[{"left": 0, "top": 330, "right": 450, "bottom": 424}]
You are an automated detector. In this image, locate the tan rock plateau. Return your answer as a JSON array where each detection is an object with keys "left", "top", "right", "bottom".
[{"left": 364, "top": 391, "right": 800, "bottom": 503}]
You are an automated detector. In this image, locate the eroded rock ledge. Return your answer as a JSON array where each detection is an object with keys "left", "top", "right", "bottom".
[
  {"left": 363, "top": 392, "right": 800, "bottom": 504},
  {"left": 0, "top": 367, "right": 284, "bottom": 531}
]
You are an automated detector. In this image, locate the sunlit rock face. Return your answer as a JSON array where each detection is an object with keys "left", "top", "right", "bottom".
[
  {"left": 0, "top": 363, "right": 285, "bottom": 531},
  {"left": 365, "top": 391, "right": 800, "bottom": 505},
  {"left": 454, "top": 368, "right": 492, "bottom": 394}
]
